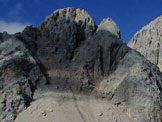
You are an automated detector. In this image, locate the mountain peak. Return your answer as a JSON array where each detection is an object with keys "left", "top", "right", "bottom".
[
  {"left": 128, "top": 15, "right": 162, "bottom": 71},
  {"left": 40, "top": 7, "right": 96, "bottom": 31},
  {"left": 1, "top": 8, "right": 162, "bottom": 122},
  {"left": 97, "top": 18, "right": 121, "bottom": 39}
]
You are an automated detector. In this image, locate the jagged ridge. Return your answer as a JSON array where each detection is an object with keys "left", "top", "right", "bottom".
[{"left": 0, "top": 8, "right": 162, "bottom": 122}]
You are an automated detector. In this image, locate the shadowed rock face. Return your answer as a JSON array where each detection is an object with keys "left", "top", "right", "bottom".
[
  {"left": 0, "top": 38, "right": 48, "bottom": 122},
  {"left": 0, "top": 8, "right": 162, "bottom": 122},
  {"left": 128, "top": 16, "right": 162, "bottom": 71},
  {"left": 21, "top": 8, "right": 97, "bottom": 71}
]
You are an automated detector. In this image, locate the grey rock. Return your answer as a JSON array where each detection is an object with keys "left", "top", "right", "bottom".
[
  {"left": 97, "top": 18, "right": 122, "bottom": 39},
  {"left": 128, "top": 16, "right": 162, "bottom": 71},
  {"left": 0, "top": 38, "right": 47, "bottom": 122},
  {"left": 0, "top": 8, "right": 162, "bottom": 122},
  {"left": 40, "top": 7, "right": 96, "bottom": 39},
  {"left": 38, "top": 7, "right": 97, "bottom": 70},
  {"left": 70, "top": 21, "right": 162, "bottom": 122}
]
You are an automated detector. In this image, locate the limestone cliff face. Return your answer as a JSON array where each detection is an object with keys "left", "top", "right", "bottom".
[
  {"left": 128, "top": 16, "right": 162, "bottom": 71},
  {"left": 0, "top": 8, "right": 162, "bottom": 122}
]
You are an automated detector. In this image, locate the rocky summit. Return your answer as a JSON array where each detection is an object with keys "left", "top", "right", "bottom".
[
  {"left": 0, "top": 7, "right": 162, "bottom": 122},
  {"left": 129, "top": 16, "right": 162, "bottom": 71}
]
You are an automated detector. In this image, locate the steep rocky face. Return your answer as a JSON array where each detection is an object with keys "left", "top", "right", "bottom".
[
  {"left": 40, "top": 7, "right": 96, "bottom": 38},
  {"left": 128, "top": 16, "right": 162, "bottom": 71},
  {"left": 69, "top": 19, "right": 162, "bottom": 122},
  {"left": 19, "top": 8, "right": 97, "bottom": 71},
  {"left": 97, "top": 18, "right": 122, "bottom": 39},
  {"left": 70, "top": 20, "right": 128, "bottom": 92},
  {"left": 0, "top": 38, "right": 48, "bottom": 122},
  {"left": 0, "top": 8, "right": 162, "bottom": 122}
]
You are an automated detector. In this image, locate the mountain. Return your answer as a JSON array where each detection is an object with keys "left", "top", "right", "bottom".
[
  {"left": 128, "top": 16, "right": 162, "bottom": 71},
  {"left": 0, "top": 8, "right": 162, "bottom": 122}
]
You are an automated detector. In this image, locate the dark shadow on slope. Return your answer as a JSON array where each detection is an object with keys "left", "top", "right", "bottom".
[{"left": 30, "top": 29, "right": 131, "bottom": 101}]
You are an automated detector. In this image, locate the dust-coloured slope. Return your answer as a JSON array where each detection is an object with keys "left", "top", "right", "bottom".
[
  {"left": 128, "top": 16, "right": 162, "bottom": 71},
  {"left": 0, "top": 8, "right": 162, "bottom": 122}
]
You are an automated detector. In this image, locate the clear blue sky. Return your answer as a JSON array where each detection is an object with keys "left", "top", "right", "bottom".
[{"left": 0, "top": 0, "right": 162, "bottom": 43}]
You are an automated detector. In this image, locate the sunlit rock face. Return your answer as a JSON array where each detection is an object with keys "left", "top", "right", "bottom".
[
  {"left": 0, "top": 8, "right": 162, "bottom": 122},
  {"left": 41, "top": 7, "right": 96, "bottom": 36},
  {"left": 129, "top": 16, "right": 162, "bottom": 72},
  {"left": 97, "top": 18, "right": 122, "bottom": 39}
]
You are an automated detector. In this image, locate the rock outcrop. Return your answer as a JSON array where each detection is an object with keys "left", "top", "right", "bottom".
[
  {"left": 0, "top": 38, "right": 48, "bottom": 122},
  {"left": 0, "top": 8, "right": 162, "bottom": 122},
  {"left": 97, "top": 18, "right": 122, "bottom": 39},
  {"left": 128, "top": 16, "right": 162, "bottom": 71}
]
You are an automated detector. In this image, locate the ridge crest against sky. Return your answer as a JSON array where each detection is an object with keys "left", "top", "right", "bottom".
[{"left": 0, "top": 0, "right": 162, "bottom": 42}]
